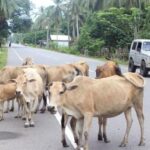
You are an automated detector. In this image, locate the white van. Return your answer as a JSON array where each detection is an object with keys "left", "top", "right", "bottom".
[{"left": 128, "top": 39, "right": 150, "bottom": 76}]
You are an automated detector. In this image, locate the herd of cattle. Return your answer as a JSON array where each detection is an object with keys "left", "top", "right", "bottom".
[{"left": 0, "top": 57, "right": 145, "bottom": 150}]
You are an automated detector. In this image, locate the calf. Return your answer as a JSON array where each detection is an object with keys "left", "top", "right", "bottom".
[
  {"left": 48, "top": 73, "right": 145, "bottom": 150},
  {"left": 0, "top": 82, "right": 16, "bottom": 120}
]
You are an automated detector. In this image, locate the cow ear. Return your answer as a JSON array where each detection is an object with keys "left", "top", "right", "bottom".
[
  {"left": 29, "top": 79, "right": 36, "bottom": 82},
  {"left": 67, "top": 85, "right": 78, "bottom": 91},
  {"left": 46, "top": 82, "right": 53, "bottom": 90}
]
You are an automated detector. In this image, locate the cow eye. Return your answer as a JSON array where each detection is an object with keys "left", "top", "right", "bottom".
[
  {"left": 59, "top": 91, "right": 64, "bottom": 95},
  {"left": 23, "top": 82, "right": 27, "bottom": 85}
]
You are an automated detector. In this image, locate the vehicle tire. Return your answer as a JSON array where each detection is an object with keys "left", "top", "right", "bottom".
[
  {"left": 128, "top": 59, "right": 136, "bottom": 72},
  {"left": 140, "top": 60, "right": 148, "bottom": 77}
]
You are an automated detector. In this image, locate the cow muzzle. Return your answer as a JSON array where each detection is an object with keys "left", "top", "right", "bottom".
[
  {"left": 16, "top": 91, "right": 21, "bottom": 96},
  {"left": 47, "top": 106, "right": 57, "bottom": 114}
]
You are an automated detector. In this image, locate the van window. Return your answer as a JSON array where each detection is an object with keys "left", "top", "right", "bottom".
[
  {"left": 132, "top": 42, "right": 137, "bottom": 50},
  {"left": 137, "top": 42, "right": 142, "bottom": 52},
  {"left": 143, "top": 42, "right": 150, "bottom": 51}
]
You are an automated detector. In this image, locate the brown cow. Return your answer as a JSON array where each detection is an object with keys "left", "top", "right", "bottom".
[
  {"left": 48, "top": 73, "right": 145, "bottom": 150},
  {"left": 0, "top": 82, "right": 17, "bottom": 120},
  {"left": 95, "top": 61, "right": 123, "bottom": 142},
  {"left": 95, "top": 61, "right": 122, "bottom": 78}
]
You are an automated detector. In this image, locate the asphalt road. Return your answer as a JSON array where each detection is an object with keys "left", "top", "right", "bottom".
[{"left": 0, "top": 43, "right": 150, "bottom": 150}]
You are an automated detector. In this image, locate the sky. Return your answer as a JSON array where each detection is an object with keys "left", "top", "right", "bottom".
[
  {"left": 31, "top": 0, "right": 54, "bottom": 9},
  {"left": 30, "top": 0, "right": 54, "bottom": 20}
]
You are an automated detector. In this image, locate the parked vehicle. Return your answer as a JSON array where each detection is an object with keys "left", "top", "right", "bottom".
[{"left": 128, "top": 39, "right": 150, "bottom": 76}]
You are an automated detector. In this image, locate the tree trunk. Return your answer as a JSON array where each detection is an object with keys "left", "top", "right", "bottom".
[
  {"left": 46, "top": 28, "right": 50, "bottom": 48},
  {"left": 76, "top": 15, "right": 79, "bottom": 40},
  {"left": 72, "top": 23, "right": 75, "bottom": 40},
  {"left": 67, "top": 18, "right": 70, "bottom": 46}
]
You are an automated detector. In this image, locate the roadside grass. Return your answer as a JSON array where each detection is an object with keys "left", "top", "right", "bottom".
[{"left": 0, "top": 47, "right": 8, "bottom": 68}]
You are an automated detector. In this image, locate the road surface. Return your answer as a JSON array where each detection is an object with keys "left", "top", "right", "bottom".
[{"left": 0, "top": 43, "right": 150, "bottom": 150}]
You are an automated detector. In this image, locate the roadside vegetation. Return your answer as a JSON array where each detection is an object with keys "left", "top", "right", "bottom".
[{"left": 0, "top": 47, "right": 8, "bottom": 68}]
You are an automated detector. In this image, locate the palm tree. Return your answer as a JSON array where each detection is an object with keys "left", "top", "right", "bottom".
[
  {"left": 0, "top": 0, "right": 18, "bottom": 18},
  {"left": 52, "top": 0, "right": 64, "bottom": 39}
]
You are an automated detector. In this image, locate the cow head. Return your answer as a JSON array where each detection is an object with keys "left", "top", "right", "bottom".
[
  {"left": 47, "top": 81, "right": 78, "bottom": 114},
  {"left": 95, "top": 61, "right": 123, "bottom": 79},
  {"left": 11, "top": 74, "right": 36, "bottom": 97}
]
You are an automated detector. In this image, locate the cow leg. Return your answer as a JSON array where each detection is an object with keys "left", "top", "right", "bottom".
[
  {"left": 76, "top": 119, "right": 84, "bottom": 150},
  {"left": 33, "top": 96, "right": 42, "bottom": 113},
  {"left": 15, "top": 99, "right": 21, "bottom": 118},
  {"left": 30, "top": 97, "right": 39, "bottom": 127},
  {"left": 83, "top": 113, "right": 93, "bottom": 150},
  {"left": 24, "top": 102, "right": 30, "bottom": 128},
  {"left": 0, "top": 102, "right": 4, "bottom": 121},
  {"left": 40, "top": 93, "right": 47, "bottom": 113},
  {"left": 134, "top": 100, "right": 145, "bottom": 146},
  {"left": 70, "top": 117, "right": 78, "bottom": 144},
  {"left": 102, "top": 118, "right": 110, "bottom": 143},
  {"left": 98, "top": 116, "right": 103, "bottom": 141},
  {"left": 119, "top": 108, "right": 132, "bottom": 147},
  {"left": 10, "top": 99, "right": 14, "bottom": 111},
  {"left": 61, "top": 112, "right": 69, "bottom": 147},
  {"left": 4, "top": 101, "right": 9, "bottom": 113}
]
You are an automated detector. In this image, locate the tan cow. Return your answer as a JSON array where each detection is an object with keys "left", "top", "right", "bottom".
[
  {"left": 48, "top": 73, "right": 145, "bottom": 150},
  {"left": 72, "top": 61, "right": 89, "bottom": 76},
  {"left": 61, "top": 61, "right": 120, "bottom": 147},
  {"left": 22, "top": 57, "right": 33, "bottom": 66},
  {"left": 0, "top": 82, "right": 17, "bottom": 120},
  {"left": 12, "top": 68, "right": 44, "bottom": 127}
]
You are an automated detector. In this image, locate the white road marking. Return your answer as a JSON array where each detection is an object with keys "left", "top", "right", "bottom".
[
  {"left": 13, "top": 49, "right": 23, "bottom": 62},
  {"left": 54, "top": 112, "right": 77, "bottom": 149}
]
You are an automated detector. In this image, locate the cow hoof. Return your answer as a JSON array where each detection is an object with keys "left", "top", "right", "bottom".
[
  {"left": 98, "top": 134, "right": 103, "bottom": 141},
  {"left": 40, "top": 108, "right": 46, "bottom": 113},
  {"left": 10, "top": 108, "right": 14, "bottom": 112},
  {"left": 62, "top": 140, "right": 69, "bottom": 147},
  {"left": 24, "top": 123, "right": 29, "bottom": 128},
  {"left": 119, "top": 143, "right": 127, "bottom": 147},
  {"left": 30, "top": 123, "right": 35, "bottom": 127},
  {"left": 75, "top": 138, "right": 79, "bottom": 145},
  {"left": 0, "top": 118, "right": 4, "bottom": 121},
  {"left": 138, "top": 142, "right": 145, "bottom": 146},
  {"left": 4, "top": 110, "right": 8, "bottom": 113},
  {"left": 104, "top": 139, "right": 110, "bottom": 143},
  {"left": 22, "top": 117, "right": 26, "bottom": 120}
]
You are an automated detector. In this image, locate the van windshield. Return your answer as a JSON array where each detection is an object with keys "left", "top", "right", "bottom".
[{"left": 143, "top": 42, "right": 150, "bottom": 51}]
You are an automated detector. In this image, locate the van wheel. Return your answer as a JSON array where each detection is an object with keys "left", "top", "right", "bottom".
[
  {"left": 128, "top": 59, "right": 136, "bottom": 72},
  {"left": 140, "top": 61, "right": 148, "bottom": 77}
]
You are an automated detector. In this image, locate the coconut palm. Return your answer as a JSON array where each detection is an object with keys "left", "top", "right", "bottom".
[{"left": 0, "top": 0, "right": 18, "bottom": 18}]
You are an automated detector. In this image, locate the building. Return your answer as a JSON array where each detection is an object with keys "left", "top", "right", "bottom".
[{"left": 50, "top": 35, "right": 71, "bottom": 47}]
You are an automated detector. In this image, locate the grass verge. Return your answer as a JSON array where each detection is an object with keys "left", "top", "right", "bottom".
[{"left": 0, "top": 47, "right": 8, "bottom": 68}]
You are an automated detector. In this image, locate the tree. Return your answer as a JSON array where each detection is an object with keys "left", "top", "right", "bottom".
[{"left": 0, "top": 0, "right": 18, "bottom": 18}]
